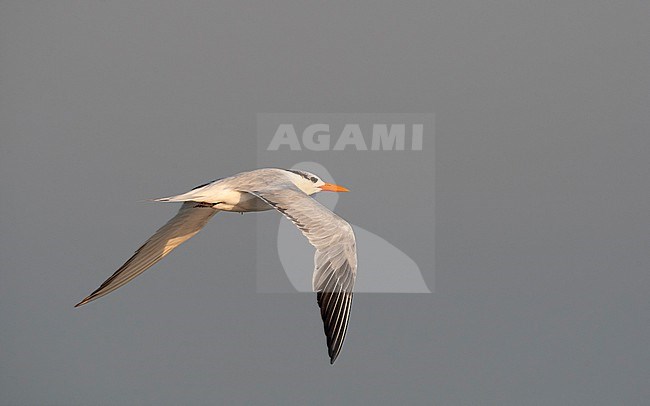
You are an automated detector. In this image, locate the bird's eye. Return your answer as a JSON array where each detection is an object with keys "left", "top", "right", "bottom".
[{"left": 310, "top": 177, "right": 318, "bottom": 183}]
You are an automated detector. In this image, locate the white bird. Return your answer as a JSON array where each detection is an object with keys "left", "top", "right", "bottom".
[{"left": 75, "top": 168, "right": 356, "bottom": 364}]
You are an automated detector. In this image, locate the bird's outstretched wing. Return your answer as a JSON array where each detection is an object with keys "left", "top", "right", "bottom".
[
  {"left": 75, "top": 202, "right": 219, "bottom": 307},
  {"left": 245, "top": 186, "right": 357, "bottom": 364}
]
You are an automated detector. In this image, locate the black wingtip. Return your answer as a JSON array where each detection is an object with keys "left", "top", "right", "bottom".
[
  {"left": 74, "top": 297, "right": 90, "bottom": 308},
  {"left": 328, "top": 345, "right": 341, "bottom": 364},
  {"left": 325, "top": 347, "right": 341, "bottom": 364}
]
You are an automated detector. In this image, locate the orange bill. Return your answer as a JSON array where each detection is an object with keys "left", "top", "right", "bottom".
[{"left": 320, "top": 183, "right": 350, "bottom": 192}]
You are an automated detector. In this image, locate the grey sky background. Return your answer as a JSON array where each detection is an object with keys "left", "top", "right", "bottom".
[{"left": 1, "top": 1, "right": 649, "bottom": 405}]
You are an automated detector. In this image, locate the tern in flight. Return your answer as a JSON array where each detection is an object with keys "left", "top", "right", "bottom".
[{"left": 75, "top": 168, "right": 356, "bottom": 364}]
